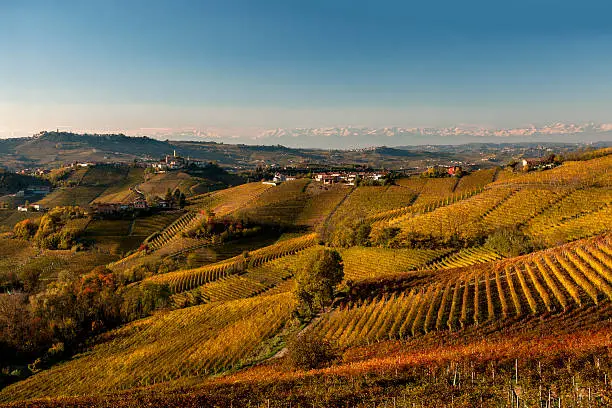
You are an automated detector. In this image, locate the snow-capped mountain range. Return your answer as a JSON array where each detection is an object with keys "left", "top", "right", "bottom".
[{"left": 125, "top": 122, "right": 612, "bottom": 148}]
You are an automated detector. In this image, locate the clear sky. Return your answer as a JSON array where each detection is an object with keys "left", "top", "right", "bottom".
[{"left": 2, "top": 0, "right": 612, "bottom": 139}]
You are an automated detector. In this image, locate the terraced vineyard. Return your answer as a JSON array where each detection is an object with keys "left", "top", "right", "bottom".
[
  {"left": 453, "top": 168, "right": 498, "bottom": 193},
  {"left": 339, "top": 247, "right": 451, "bottom": 281},
  {"left": 412, "top": 177, "right": 458, "bottom": 206},
  {"left": 0, "top": 293, "right": 296, "bottom": 401},
  {"left": 189, "top": 182, "right": 273, "bottom": 216},
  {"left": 367, "top": 187, "right": 484, "bottom": 224},
  {"left": 144, "top": 233, "right": 319, "bottom": 293},
  {"left": 295, "top": 184, "right": 350, "bottom": 227},
  {"left": 130, "top": 212, "right": 183, "bottom": 236},
  {"left": 85, "top": 219, "right": 132, "bottom": 237},
  {"left": 145, "top": 211, "right": 202, "bottom": 251},
  {"left": 329, "top": 185, "right": 417, "bottom": 224},
  {"left": 138, "top": 171, "right": 203, "bottom": 199},
  {"left": 388, "top": 187, "right": 516, "bottom": 241},
  {"left": 171, "top": 246, "right": 319, "bottom": 307},
  {"left": 423, "top": 246, "right": 503, "bottom": 270},
  {"left": 479, "top": 187, "right": 568, "bottom": 230},
  {"left": 530, "top": 204, "right": 612, "bottom": 246},
  {"left": 36, "top": 186, "right": 106, "bottom": 207},
  {"left": 311, "top": 234, "right": 612, "bottom": 347},
  {"left": 491, "top": 154, "right": 612, "bottom": 188},
  {"left": 234, "top": 179, "right": 311, "bottom": 226},
  {"left": 79, "top": 165, "right": 128, "bottom": 187},
  {"left": 93, "top": 167, "right": 145, "bottom": 204},
  {"left": 525, "top": 188, "right": 612, "bottom": 242}
]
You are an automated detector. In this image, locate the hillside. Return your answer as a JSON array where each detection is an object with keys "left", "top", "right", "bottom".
[
  {"left": 2, "top": 131, "right": 608, "bottom": 172},
  {"left": 0, "top": 150, "right": 610, "bottom": 407}
]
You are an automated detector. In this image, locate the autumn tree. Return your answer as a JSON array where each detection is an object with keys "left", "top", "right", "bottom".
[
  {"left": 13, "top": 219, "right": 38, "bottom": 239},
  {"left": 294, "top": 249, "right": 344, "bottom": 317}
]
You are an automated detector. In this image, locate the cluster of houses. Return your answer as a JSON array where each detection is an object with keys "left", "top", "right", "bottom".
[
  {"left": 17, "top": 204, "right": 45, "bottom": 212},
  {"left": 16, "top": 168, "right": 50, "bottom": 176},
  {"left": 262, "top": 171, "right": 392, "bottom": 186},
  {"left": 90, "top": 198, "right": 150, "bottom": 215},
  {"left": 150, "top": 151, "right": 209, "bottom": 173},
  {"left": 520, "top": 158, "right": 559, "bottom": 171},
  {"left": 70, "top": 162, "right": 95, "bottom": 168},
  {"left": 447, "top": 166, "right": 463, "bottom": 176},
  {"left": 262, "top": 173, "right": 298, "bottom": 185},
  {"left": 313, "top": 171, "right": 388, "bottom": 185},
  {"left": 90, "top": 196, "right": 181, "bottom": 216}
]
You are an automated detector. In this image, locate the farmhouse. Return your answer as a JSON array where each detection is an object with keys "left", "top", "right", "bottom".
[
  {"left": 447, "top": 166, "right": 463, "bottom": 176},
  {"left": 17, "top": 204, "right": 45, "bottom": 212},
  {"left": 133, "top": 199, "right": 148, "bottom": 209},
  {"left": 313, "top": 171, "right": 388, "bottom": 185},
  {"left": 91, "top": 203, "right": 123, "bottom": 215}
]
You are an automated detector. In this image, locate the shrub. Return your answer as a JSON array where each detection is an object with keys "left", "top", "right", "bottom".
[
  {"left": 286, "top": 331, "right": 336, "bottom": 370},
  {"left": 485, "top": 227, "right": 533, "bottom": 257}
]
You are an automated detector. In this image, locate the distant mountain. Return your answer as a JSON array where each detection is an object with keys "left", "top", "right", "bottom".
[{"left": 125, "top": 122, "right": 612, "bottom": 148}]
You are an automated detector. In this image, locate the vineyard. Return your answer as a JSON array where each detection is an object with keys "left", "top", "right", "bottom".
[
  {"left": 143, "top": 233, "right": 319, "bottom": 293},
  {"left": 311, "top": 234, "right": 612, "bottom": 347},
  {"left": 422, "top": 246, "right": 502, "bottom": 270},
  {"left": 339, "top": 247, "right": 451, "bottom": 281},
  {"left": 1, "top": 151, "right": 611, "bottom": 407},
  {"left": 188, "top": 182, "right": 273, "bottom": 216},
  {"left": 137, "top": 171, "right": 203, "bottom": 199},
  {"left": 36, "top": 186, "right": 106, "bottom": 207},
  {"left": 78, "top": 165, "right": 129, "bottom": 187},
  {"left": 170, "top": 246, "right": 317, "bottom": 307},
  {"left": 525, "top": 188, "right": 612, "bottom": 244},
  {"left": 294, "top": 184, "right": 350, "bottom": 227},
  {"left": 367, "top": 186, "right": 485, "bottom": 224},
  {"left": 479, "top": 187, "right": 567, "bottom": 231},
  {"left": 145, "top": 211, "right": 203, "bottom": 251},
  {"left": 388, "top": 187, "right": 516, "bottom": 241},
  {"left": 329, "top": 185, "right": 417, "bottom": 224},
  {"left": 93, "top": 166, "right": 145, "bottom": 203},
  {"left": 0, "top": 292, "right": 296, "bottom": 402},
  {"left": 233, "top": 179, "right": 312, "bottom": 226},
  {"left": 130, "top": 212, "right": 183, "bottom": 237},
  {"left": 412, "top": 177, "right": 458, "bottom": 206},
  {"left": 453, "top": 168, "right": 498, "bottom": 193},
  {"left": 491, "top": 154, "right": 612, "bottom": 188}
]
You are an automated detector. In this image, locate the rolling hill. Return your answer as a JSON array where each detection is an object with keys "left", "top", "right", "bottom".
[{"left": 0, "top": 148, "right": 610, "bottom": 407}]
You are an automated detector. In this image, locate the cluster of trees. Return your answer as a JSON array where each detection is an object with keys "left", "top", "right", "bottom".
[
  {"left": 484, "top": 227, "right": 534, "bottom": 257},
  {"left": 13, "top": 206, "right": 87, "bottom": 250},
  {"left": 0, "top": 171, "right": 50, "bottom": 195},
  {"left": 116, "top": 257, "right": 184, "bottom": 285},
  {"left": 294, "top": 248, "right": 344, "bottom": 318},
  {"left": 163, "top": 188, "right": 186, "bottom": 208},
  {"left": 186, "top": 212, "right": 261, "bottom": 244},
  {"left": 0, "top": 266, "right": 170, "bottom": 386},
  {"left": 287, "top": 248, "right": 344, "bottom": 369},
  {"left": 327, "top": 218, "right": 372, "bottom": 248},
  {"left": 330, "top": 220, "right": 535, "bottom": 254}
]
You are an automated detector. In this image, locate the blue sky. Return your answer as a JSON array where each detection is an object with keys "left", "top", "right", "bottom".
[{"left": 1, "top": 0, "right": 612, "bottom": 139}]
